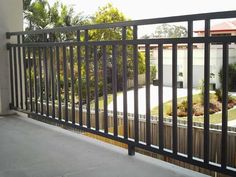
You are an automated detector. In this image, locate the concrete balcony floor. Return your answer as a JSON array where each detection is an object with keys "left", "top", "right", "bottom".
[{"left": 0, "top": 114, "right": 209, "bottom": 177}]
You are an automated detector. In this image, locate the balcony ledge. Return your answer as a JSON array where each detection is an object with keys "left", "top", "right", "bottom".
[{"left": 0, "top": 114, "right": 209, "bottom": 177}]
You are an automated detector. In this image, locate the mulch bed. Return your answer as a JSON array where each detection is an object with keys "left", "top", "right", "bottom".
[{"left": 172, "top": 99, "right": 236, "bottom": 117}]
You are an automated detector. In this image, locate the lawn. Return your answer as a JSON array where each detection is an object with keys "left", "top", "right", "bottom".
[{"left": 90, "top": 92, "right": 122, "bottom": 110}]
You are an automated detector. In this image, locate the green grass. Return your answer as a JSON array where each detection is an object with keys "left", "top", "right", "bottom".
[
  {"left": 151, "top": 94, "right": 236, "bottom": 124},
  {"left": 190, "top": 107, "right": 236, "bottom": 124},
  {"left": 90, "top": 92, "right": 122, "bottom": 109}
]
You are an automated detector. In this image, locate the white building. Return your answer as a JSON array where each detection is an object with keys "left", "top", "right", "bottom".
[{"left": 139, "top": 20, "right": 236, "bottom": 89}]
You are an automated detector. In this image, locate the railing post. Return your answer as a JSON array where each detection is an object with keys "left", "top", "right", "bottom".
[{"left": 128, "top": 144, "right": 135, "bottom": 156}]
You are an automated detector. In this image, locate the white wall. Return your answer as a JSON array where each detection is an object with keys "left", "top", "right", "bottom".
[
  {"left": 152, "top": 44, "right": 236, "bottom": 89},
  {"left": 0, "top": 0, "right": 23, "bottom": 114}
]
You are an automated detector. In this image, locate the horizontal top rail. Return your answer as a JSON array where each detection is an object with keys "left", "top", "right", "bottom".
[
  {"left": 7, "top": 36, "right": 236, "bottom": 47},
  {"left": 7, "top": 10, "right": 236, "bottom": 37}
]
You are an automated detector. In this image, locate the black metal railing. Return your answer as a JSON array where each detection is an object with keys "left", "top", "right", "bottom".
[{"left": 6, "top": 11, "right": 236, "bottom": 176}]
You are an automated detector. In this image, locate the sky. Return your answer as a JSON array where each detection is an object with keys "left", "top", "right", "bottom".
[
  {"left": 47, "top": 0, "right": 236, "bottom": 36},
  {"left": 47, "top": 0, "right": 235, "bottom": 19}
]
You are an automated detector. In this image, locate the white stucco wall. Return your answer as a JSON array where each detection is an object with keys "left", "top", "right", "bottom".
[
  {"left": 152, "top": 44, "right": 236, "bottom": 89},
  {"left": 0, "top": 0, "right": 23, "bottom": 114}
]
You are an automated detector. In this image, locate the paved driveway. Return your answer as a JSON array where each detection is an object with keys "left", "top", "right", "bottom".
[{"left": 108, "top": 85, "right": 200, "bottom": 114}]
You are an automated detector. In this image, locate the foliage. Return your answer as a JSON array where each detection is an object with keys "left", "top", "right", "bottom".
[
  {"left": 199, "top": 80, "right": 204, "bottom": 105},
  {"left": 215, "top": 89, "right": 222, "bottom": 102},
  {"left": 219, "top": 63, "right": 236, "bottom": 91},
  {"left": 88, "top": 3, "right": 146, "bottom": 92},
  {"left": 23, "top": 2, "right": 147, "bottom": 102},
  {"left": 165, "top": 103, "right": 172, "bottom": 116},
  {"left": 90, "top": 3, "right": 131, "bottom": 40},
  {"left": 152, "top": 92, "right": 236, "bottom": 123},
  {"left": 153, "top": 24, "right": 187, "bottom": 38},
  {"left": 150, "top": 65, "right": 157, "bottom": 80},
  {"left": 178, "top": 100, "right": 188, "bottom": 112},
  {"left": 23, "top": 0, "right": 87, "bottom": 30},
  {"left": 24, "top": 0, "right": 51, "bottom": 29}
]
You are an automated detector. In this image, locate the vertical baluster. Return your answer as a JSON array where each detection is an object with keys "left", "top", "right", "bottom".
[
  {"left": 28, "top": 47, "right": 32, "bottom": 112},
  {"left": 56, "top": 46, "right": 61, "bottom": 119},
  {"left": 38, "top": 47, "right": 43, "bottom": 115},
  {"left": 172, "top": 43, "right": 178, "bottom": 154},
  {"left": 158, "top": 44, "right": 163, "bottom": 150},
  {"left": 50, "top": 46, "right": 55, "bottom": 118},
  {"left": 221, "top": 43, "right": 229, "bottom": 169},
  {"left": 145, "top": 44, "right": 151, "bottom": 146},
  {"left": 9, "top": 47, "right": 14, "bottom": 108},
  {"left": 94, "top": 46, "right": 99, "bottom": 131},
  {"left": 63, "top": 46, "right": 68, "bottom": 122},
  {"left": 85, "top": 30, "right": 90, "bottom": 128},
  {"left": 43, "top": 34, "right": 49, "bottom": 116},
  {"left": 70, "top": 46, "right": 75, "bottom": 124},
  {"left": 13, "top": 46, "right": 18, "bottom": 108},
  {"left": 122, "top": 26, "right": 128, "bottom": 139},
  {"left": 204, "top": 19, "right": 210, "bottom": 163},
  {"left": 77, "top": 30, "right": 83, "bottom": 126},
  {"left": 33, "top": 47, "right": 38, "bottom": 113},
  {"left": 112, "top": 45, "right": 118, "bottom": 136},
  {"left": 133, "top": 25, "right": 139, "bottom": 143},
  {"left": 103, "top": 45, "right": 108, "bottom": 133},
  {"left": 17, "top": 35, "right": 23, "bottom": 109},
  {"left": 187, "top": 20, "right": 193, "bottom": 159},
  {"left": 22, "top": 35, "right": 28, "bottom": 110}
]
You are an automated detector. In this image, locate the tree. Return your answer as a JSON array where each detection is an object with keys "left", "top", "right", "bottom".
[
  {"left": 90, "top": 3, "right": 131, "bottom": 41},
  {"left": 23, "top": 0, "right": 87, "bottom": 31},
  {"left": 50, "top": 2, "right": 88, "bottom": 28},
  {"left": 89, "top": 3, "right": 146, "bottom": 92},
  {"left": 23, "top": 2, "right": 148, "bottom": 101},
  {"left": 23, "top": 0, "right": 89, "bottom": 101},
  {"left": 90, "top": 3, "right": 145, "bottom": 76},
  {"left": 24, "top": 0, "right": 51, "bottom": 30},
  {"left": 153, "top": 24, "right": 187, "bottom": 38}
]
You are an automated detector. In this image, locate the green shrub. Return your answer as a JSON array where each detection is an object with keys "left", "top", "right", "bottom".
[
  {"left": 150, "top": 65, "right": 157, "bottom": 80},
  {"left": 219, "top": 63, "right": 236, "bottom": 91},
  {"left": 215, "top": 89, "right": 222, "bottom": 102},
  {"left": 199, "top": 80, "right": 204, "bottom": 105},
  {"left": 178, "top": 100, "right": 188, "bottom": 112},
  {"left": 165, "top": 103, "right": 172, "bottom": 116}
]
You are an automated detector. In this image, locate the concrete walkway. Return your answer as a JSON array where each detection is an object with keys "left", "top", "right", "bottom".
[
  {"left": 108, "top": 85, "right": 200, "bottom": 114},
  {"left": 0, "top": 115, "right": 209, "bottom": 177}
]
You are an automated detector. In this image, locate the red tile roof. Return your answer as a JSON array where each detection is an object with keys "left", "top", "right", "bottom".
[{"left": 194, "top": 20, "right": 236, "bottom": 33}]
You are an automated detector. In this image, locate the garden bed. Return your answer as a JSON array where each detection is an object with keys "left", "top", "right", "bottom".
[{"left": 151, "top": 91, "right": 236, "bottom": 124}]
